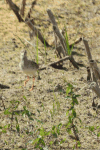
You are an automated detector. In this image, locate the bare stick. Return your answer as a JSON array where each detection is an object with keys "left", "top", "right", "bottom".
[
  {"left": 53, "top": 26, "right": 79, "bottom": 69},
  {"left": 90, "top": 60, "right": 100, "bottom": 80},
  {"left": 56, "top": 46, "right": 65, "bottom": 58},
  {"left": 39, "top": 55, "right": 79, "bottom": 70},
  {"left": 25, "top": 0, "right": 37, "bottom": 19},
  {"left": 87, "top": 67, "right": 91, "bottom": 81},
  {"left": 0, "top": 96, "right": 5, "bottom": 109},
  {"left": 25, "top": 19, "right": 50, "bottom": 47},
  {"left": 20, "top": 0, "right": 26, "bottom": 16},
  {"left": 39, "top": 56, "right": 70, "bottom": 70},
  {"left": 83, "top": 38, "right": 100, "bottom": 80},
  {"left": 69, "top": 55, "right": 79, "bottom": 69},
  {"left": 83, "top": 38, "right": 92, "bottom": 61},
  {"left": 47, "top": 9, "right": 67, "bottom": 56},
  {"left": 47, "top": 9, "right": 58, "bottom": 27},
  {"left": 53, "top": 25, "right": 67, "bottom": 56},
  {"left": 6, "top": 0, "right": 24, "bottom": 22},
  {"left": 69, "top": 38, "right": 82, "bottom": 48}
]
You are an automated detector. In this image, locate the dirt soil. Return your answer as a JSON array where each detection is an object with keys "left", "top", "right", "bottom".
[{"left": 0, "top": 0, "right": 100, "bottom": 149}]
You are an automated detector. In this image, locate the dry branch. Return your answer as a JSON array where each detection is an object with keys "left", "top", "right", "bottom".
[
  {"left": 39, "top": 55, "right": 79, "bottom": 70},
  {"left": 69, "top": 38, "right": 82, "bottom": 48},
  {"left": 25, "top": 0, "right": 37, "bottom": 20},
  {"left": 39, "top": 56, "right": 70, "bottom": 70},
  {"left": 87, "top": 67, "right": 91, "bottom": 81},
  {"left": 69, "top": 55, "right": 79, "bottom": 69},
  {"left": 6, "top": 0, "right": 24, "bottom": 22},
  {"left": 47, "top": 9, "right": 67, "bottom": 56},
  {"left": 20, "top": 0, "right": 26, "bottom": 16},
  {"left": 83, "top": 38, "right": 100, "bottom": 81},
  {"left": 53, "top": 25, "right": 67, "bottom": 56},
  {"left": 6, "top": 0, "right": 50, "bottom": 47},
  {"left": 47, "top": 9, "right": 58, "bottom": 27},
  {"left": 53, "top": 26, "right": 79, "bottom": 68},
  {"left": 47, "top": 9, "right": 79, "bottom": 69},
  {"left": 83, "top": 38, "right": 100, "bottom": 99},
  {"left": 56, "top": 46, "right": 65, "bottom": 58},
  {"left": 25, "top": 19, "right": 50, "bottom": 47},
  {"left": 90, "top": 60, "right": 100, "bottom": 80},
  {"left": 83, "top": 38, "right": 92, "bottom": 61}
]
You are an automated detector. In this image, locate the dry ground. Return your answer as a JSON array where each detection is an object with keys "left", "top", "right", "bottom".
[{"left": 0, "top": 0, "right": 100, "bottom": 149}]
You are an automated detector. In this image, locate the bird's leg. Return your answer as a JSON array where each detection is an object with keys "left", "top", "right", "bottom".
[
  {"left": 24, "top": 76, "right": 29, "bottom": 86},
  {"left": 29, "top": 77, "right": 35, "bottom": 91}
]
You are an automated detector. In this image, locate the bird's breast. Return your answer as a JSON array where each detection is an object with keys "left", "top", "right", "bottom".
[{"left": 23, "top": 68, "right": 37, "bottom": 76}]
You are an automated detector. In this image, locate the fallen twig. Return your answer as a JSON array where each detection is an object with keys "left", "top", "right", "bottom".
[{"left": 39, "top": 55, "right": 79, "bottom": 70}]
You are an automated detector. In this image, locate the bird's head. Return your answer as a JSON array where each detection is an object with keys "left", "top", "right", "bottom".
[{"left": 20, "top": 50, "right": 27, "bottom": 59}]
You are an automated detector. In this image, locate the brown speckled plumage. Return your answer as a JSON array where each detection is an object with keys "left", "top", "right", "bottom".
[{"left": 19, "top": 50, "right": 39, "bottom": 91}]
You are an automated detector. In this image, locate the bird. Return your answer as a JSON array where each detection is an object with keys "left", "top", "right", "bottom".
[{"left": 19, "top": 49, "right": 39, "bottom": 91}]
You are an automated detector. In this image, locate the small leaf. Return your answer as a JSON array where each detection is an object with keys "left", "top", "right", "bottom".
[
  {"left": 66, "top": 87, "right": 71, "bottom": 95},
  {"left": 66, "top": 122, "right": 71, "bottom": 128},
  {"left": 40, "top": 128, "right": 45, "bottom": 136},
  {"left": 57, "top": 128, "right": 60, "bottom": 135},
  {"left": 4, "top": 109, "right": 11, "bottom": 115},
  {"left": 58, "top": 123, "right": 62, "bottom": 128},
  {"left": 97, "top": 133, "right": 100, "bottom": 137},
  {"left": 4, "top": 125, "right": 8, "bottom": 129},
  {"left": 52, "top": 132, "right": 57, "bottom": 138},
  {"left": 23, "top": 96, "right": 27, "bottom": 101},
  {"left": 72, "top": 97, "right": 78, "bottom": 104},
  {"left": 15, "top": 117, "right": 18, "bottom": 123},
  {"left": 68, "top": 116, "right": 72, "bottom": 123},
  {"left": 49, "top": 141, "right": 53, "bottom": 145},
  {"left": 66, "top": 110, "right": 69, "bottom": 116},
  {"left": 39, "top": 138, "right": 45, "bottom": 146},
  {"left": 66, "top": 128, "right": 71, "bottom": 134},
  {"left": 96, "top": 126, "right": 100, "bottom": 129},
  {"left": 32, "top": 138, "right": 39, "bottom": 145},
  {"left": 29, "top": 117, "right": 34, "bottom": 121},
  {"left": 16, "top": 124, "right": 20, "bottom": 132},
  {"left": 60, "top": 138, "right": 66, "bottom": 144},
  {"left": 37, "top": 109, "right": 40, "bottom": 114},
  {"left": 72, "top": 109, "right": 76, "bottom": 117},
  {"left": 77, "top": 141, "right": 81, "bottom": 148},
  {"left": 2, "top": 130, "right": 7, "bottom": 133},
  {"left": 52, "top": 126, "right": 55, "bottom": 130},
  {"left": 45, "top": 131, "right": 51, "bottom": 136},
  {"left": 89, "top": 126, "right": 94, "bottom": 132}
]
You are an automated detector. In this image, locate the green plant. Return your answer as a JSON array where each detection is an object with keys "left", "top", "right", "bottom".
[
  {"left": 0, "top": 124, "right": 10, "bottom": 135},
  {"left": 3, "top": 97, "right": 35, "bottom": 132},
  {"left": 64, "top": 28, "right": 74, "bottom": 56},
  {"left": 89, "top": 125, "right": 100, "bottom": 142},
  {"left": 36, "top": 33, "right": 39, "bottom": 64},
  {"left": 65, "top": 83, "right": 81, "bottom": 149},
  {"left": 33, "top": 127, "right": 51, "bottom": 150},
  {"left": 65, "top": 29, "right": 71, "bottom": 55},
  {"left": 50, "top": 92, "right": 60, "bottom": 118}
]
